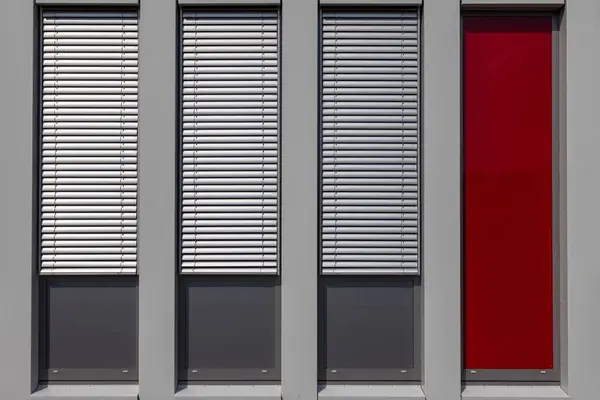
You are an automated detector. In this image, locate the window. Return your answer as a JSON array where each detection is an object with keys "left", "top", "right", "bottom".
[
  {"left": 318, "top": 9, "right": 421, "bottom": 381},
  {"left": 178, "top": 9, "right": 281, "bottom": 381},
  {"left": 463, "top": 14, "right": 559, "bottom": 382},
  {"left": 39, "top": 9, "right": 139, "bottom": 381}
]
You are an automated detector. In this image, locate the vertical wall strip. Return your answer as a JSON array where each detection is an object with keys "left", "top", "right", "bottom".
[
  {"left": 138, "top": 0, "right": 177, "bottom": 397},
  {"left": 0, "top": 0, "right": 36, "bottom": 396},
  {"left": 280, "top": 0, "right": 319, "bottom": 395},
  {"left": 422, "top": 0, "right": 462, "bottom": 398}
]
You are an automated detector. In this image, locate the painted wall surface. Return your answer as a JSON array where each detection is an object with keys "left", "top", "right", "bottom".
[
  {"left": 4, "top": 1, "right": 600, "bottom": 400},
  {"left": 463, "top": 16, "right": 554, "bottom": 370}
]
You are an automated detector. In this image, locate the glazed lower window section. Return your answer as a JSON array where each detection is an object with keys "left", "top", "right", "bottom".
[
  {"left": 179, "top": 276, "right": 280, "bottom": 381},
  {"left": 40, "top": 277, "right": 138, "bottom": 381},
  {"left": 319, "top": 277, "right": 418, "bottom": 381}
]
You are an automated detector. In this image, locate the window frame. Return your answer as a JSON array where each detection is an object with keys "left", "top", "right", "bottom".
[
  {"left": 460, "top": 10, "right": 563, "bottom": 384},
  {"left": 317, "top": 5, "right": 423, "bottom": 383},
  {"left": 175, "top": 5, "right": 283, "bottom": 383},
  {"left": 36, "top": 5, "right": 140, "bottom": 384}
]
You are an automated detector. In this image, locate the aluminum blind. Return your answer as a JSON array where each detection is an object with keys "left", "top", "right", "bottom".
[
  {"left": 321, "top": 10, "right": 420, "bottom": 275},
  {"left": 40, "top": 11, "right": 138, "bottom": 275},
  {"left": 181, "top": 10, "right": 279, "bottom": 275}
]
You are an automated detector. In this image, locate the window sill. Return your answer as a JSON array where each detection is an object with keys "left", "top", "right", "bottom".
[
  {"left": 31, "top": 384, "right": 138, "bottom": 400},
  {"left": 462, "top": 386, "right": 569, "bottom": 400},
  {"left": 318, "top": 384, "right": 425, "bottom": 400},
  {"left": 175, "top": 385, "right": 282, "bottom": 400}
]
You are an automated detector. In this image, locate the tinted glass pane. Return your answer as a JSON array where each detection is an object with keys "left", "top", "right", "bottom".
[
  {"left": 184, "top": 277, "right": 277, "bottom": 372},
  {"left": 320, "top": 277, "right": 415, "bottom": 373},
  {"left": 44, "top": 277, "right": 137, "bottom": 370}
]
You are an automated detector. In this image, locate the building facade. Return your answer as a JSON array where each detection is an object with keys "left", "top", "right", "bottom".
[{"left": 1, "top": 0, "right": 600, "bottom": 400}]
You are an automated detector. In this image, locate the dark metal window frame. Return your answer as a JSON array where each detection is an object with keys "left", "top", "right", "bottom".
[
  {"left": 317, "top": 6, "right": 423, "bottom": 383},
  {"left": 175, "top": 5, "right": 283, "bottom": 383},
  {"left": 35, "top": 5, "right": 140, "bottom": 384},
  {"left": 460, "top": 10, "right": 563, "bottom": 384}
]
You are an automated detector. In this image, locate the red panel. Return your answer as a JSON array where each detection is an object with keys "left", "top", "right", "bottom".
[{"left": 463, "top": 16, "right": 554, "bottom": 370}]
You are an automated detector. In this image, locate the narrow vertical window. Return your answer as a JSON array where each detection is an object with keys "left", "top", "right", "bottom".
[
  {"left": 463, "top": 15, "right": 556, "bottom": 380},
  {"left": 321, "top": 10, "right": 420, "bottom": 277},
  {"left": 319, "top": 9, "right": 421, "bottom": 381},
  {"left": 179, "top": 9, "right": 280, "bottom": 381},
  {"left": 180, "top": 10, "right": 279, "bottom": 276},
  {"left": 39, "top": 9, "right": 139, "bottom": 381}
]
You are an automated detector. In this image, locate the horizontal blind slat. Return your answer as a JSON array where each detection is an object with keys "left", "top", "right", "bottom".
[
  {"left": 181, "top": 10, "right": 280, "bottom": 275},
  {"left": 321, "top": 10, "right": 420, "bottom": 276},
  {"left": 40, "top": 10, "right": 138, "bottom": 276}
]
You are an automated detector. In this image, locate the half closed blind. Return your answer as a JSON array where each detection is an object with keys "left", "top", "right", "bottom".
[
  {"left": 40, "top": 11, "right": 139, "bottom": 275},
  {"left": 180, "top": 10, "right": 280, "bottom": 275},
  {"left": 320, "top": 10, "right": 420, "bottom": 275}
]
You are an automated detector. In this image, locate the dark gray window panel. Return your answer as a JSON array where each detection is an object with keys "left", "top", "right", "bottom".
[
  {"left": 39, "top": 10, "right": 139, "bottom": 276},
  {"left": 180, "top": 9, "right": 281, "bottom": 275},
  {"left": 39, "top": 276, "right": 138, "bottom": 381},
  {"left": 319, "top": 276, "right": 417, "bottom": 381},
  {"left": 320, "top": 10, "right": 421, "bottom": 275},
  {"left": 180, "top": 276, "right": 280, "bottom": 381}
]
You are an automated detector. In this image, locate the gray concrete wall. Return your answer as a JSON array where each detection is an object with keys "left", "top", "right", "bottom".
[
  {"left": 280, "top": 0, "right": 318, "bottom": 397},
  {"left": 564, "top": 0, "right": 600, "bottom": 399},
  {"left": 138, "top": 0, "right": 178, "bottom": 399},
  {"left": 422, "top": 1, "right": 462, "bottom": 400},
  {"left": 0, "top": 0, "right": 598, "bottom": 400},
  {"left": 0, "top": 1, "right": 36, "bottom": 400}
]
